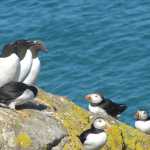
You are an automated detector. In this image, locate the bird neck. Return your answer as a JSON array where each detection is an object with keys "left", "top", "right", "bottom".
[
  {"left": 91, "top": 125, "right": 104, "bottom": 133},
  {"left": 90, "top": 100, "right": 105, "bottom": 107},
  {"left": 30, "top": 47, "right": 39, "bottom": 58}
]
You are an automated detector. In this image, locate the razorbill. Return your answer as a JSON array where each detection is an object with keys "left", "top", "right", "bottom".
[
  {"left": 0, "top": 81, "right": 38, "bottom": 110},
  {"left": 23, "top": 40, "right": 48, "bottom": 85},
  {"left": 0, "top": 44, "right": 20, "bottom": 87},
  {"left": 79, "top": 118, "right": 108, "bottom": 150},
  {"left": 2, "top": 40, "right": 47, "bottom": 84},
  {"left": 85, "top": 93, "right": 127, "bottom": 117},
  {"left": 2, "top": 40, "right": 35, "bottom": 82},
  {"left": 135, "top": 110, "right": 150, "bottom": 134}
]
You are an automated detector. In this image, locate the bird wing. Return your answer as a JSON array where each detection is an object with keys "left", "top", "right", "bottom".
[
  {"left": 99, "top": 99, "right": 127, "bottom": 116},
  {"left": 79, "top": 127, "right": 103, "bottom": 144},
  {"left": 0, "top": 82, "right": 29, "bottom": 104},
  {"left": 79, "top": 129, "right": 94, "bottom": 144}
]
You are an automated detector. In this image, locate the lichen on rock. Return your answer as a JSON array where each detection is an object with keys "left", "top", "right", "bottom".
[{"left": 0, "top": 89, "right": 150, "bottom": 150}]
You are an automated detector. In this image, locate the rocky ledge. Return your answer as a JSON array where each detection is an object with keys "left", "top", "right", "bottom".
[{"left": 0, "top": 89, "right": 149, "bottom": 150}]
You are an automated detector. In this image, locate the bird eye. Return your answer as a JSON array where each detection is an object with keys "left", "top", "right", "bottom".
[{"left": 98, "top": 119, "right": 102, "bottom": 122}]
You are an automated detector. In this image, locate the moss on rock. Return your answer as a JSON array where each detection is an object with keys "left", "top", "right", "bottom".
[
  {"left": 16, "top": 132, "right": 32, "bottom": 149},
  {"left": 37, "top": 89, "right": 150, "bottom": 150}
]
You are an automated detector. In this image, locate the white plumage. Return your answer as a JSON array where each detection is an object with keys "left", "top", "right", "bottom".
[
  {"left": 18, "top": 49, "right": 32, "bottom": 82},
  {"left": 84, "top": 132, "right": 107, "bottom": 150},
  {"left": 135, "top": 120, "right": 150, "bottom": 134},
  {"left": 0, "top": 53, "right": 20, "bottom": 87},
  {"left": 23, "top": 57, "right": 40, "bottom": 85}
]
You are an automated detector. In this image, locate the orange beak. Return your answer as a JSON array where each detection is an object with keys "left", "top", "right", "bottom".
[
  {"left": 85, "top": 95, "right": 91, "bottom": 101},
  {"left": 104, "top": 122, "right": 112, "bottom": 133}
]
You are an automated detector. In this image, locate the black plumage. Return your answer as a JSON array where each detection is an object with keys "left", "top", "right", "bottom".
[
  {"left": 98, "top": 98, "right": 127, "bottom": 117},
  {"left": 2, "top": 40, "right": 35, "bottom": 58},
  {"left": 0, "top": 82, "right": 38, "bottom": 105},
  {"left": 78, "top": 125, "right": 104, "bottom": 144}
]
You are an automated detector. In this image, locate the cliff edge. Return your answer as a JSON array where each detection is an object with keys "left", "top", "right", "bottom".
[{"left": 0, "top": 89, "right": 149, "bottom": 150}]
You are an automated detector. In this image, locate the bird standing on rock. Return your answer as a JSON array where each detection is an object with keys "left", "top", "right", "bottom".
[
  {"left": 23, "top": 40, "right": 48, "bottom": 85},
  {"left": 2, "top": 39, "right": 48, "bottom": 85},
  {"left": 79, "top": 118, "right": 109, "bottom": 150},
  {"left": 135, "top": 110, "right": 150, "bottom": 134},
  {"left": 85, "top": 93, "right": 127, "bottom": 118},
  {"left": 0, "top": 82, "right": 38, "bottom": 110},
  {"left": 0, "top": 44, "right": 20, "bottom": 87}
]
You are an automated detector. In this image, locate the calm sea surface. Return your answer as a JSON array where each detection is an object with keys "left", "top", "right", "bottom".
[{"left": 0, "top": 0, "right": 150, "bottom": 125}]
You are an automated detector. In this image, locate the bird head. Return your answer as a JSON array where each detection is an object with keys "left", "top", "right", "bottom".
[
  {"left": 85, "top": 93, "right": 104, "bottom": 104},
  {"left": 2, "top": 40, "right": 48, "bottom": 59},
  {"left": 135, "top": 110, "right": 149, "bottom": 120},
  {"left": 93, "top": 117, "right": 111, "bottom": 131}
]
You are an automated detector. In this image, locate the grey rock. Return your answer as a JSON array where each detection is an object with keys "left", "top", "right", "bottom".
[{"left": 0, "top": 108, "right": 68, "bottom": 150}]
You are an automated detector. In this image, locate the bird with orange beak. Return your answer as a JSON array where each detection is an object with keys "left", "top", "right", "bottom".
[
  {"left": 135, "top": 110, "right": 150, "bottom": 134},
  {"left": 85, "top": 93, "right": 127, "bottom": 118},
  {"left": 79, "top": 117, "right": 110, "bottom": 150}
]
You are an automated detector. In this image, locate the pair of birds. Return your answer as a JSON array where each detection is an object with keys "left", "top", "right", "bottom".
[
  {"left": 78, "top": 93, "right": 127, "bottom": 150},
  {"left": 0, "top": 40, "right": 47, "bottom": 110}
]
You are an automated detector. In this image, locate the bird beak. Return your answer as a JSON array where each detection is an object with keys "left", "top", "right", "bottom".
[
  {"left": 85, "top": 95, "right": 91, "bottom": 101},
  {"left": 40, "top": 44, "right": 48, "bottom": 52},
  {"left": 104, "top": 122, "right": 112, "bottom": 133},
  {"left": 135, "top": 112, "right": 139, "bottom": 119},
  {"left": 34, "top": 41, "right": 48, "bottom": 52}
]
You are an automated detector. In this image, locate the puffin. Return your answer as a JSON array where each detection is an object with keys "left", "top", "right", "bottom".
[
  {"left": 2, "top": 40, "right": 47, "bottom": 84},
  {"left": 0, "top": 44, "right": 20, "bottom": 87},
  {"left": 85, "top": 93, "right": 127, "bottom": 117},
  {"left": 79, "top": 118, "right": 108, "bottom": 150},
  {"left": 0, "top": 81, "right": 38, "bottom": 110},
  {"left": 135, "top": 110, "right": 150, "bottom": 134}
]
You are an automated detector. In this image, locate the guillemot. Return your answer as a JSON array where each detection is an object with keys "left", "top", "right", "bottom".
[
  {"left": 135, "top": 110, "right": 150, "bottom": 134},
  {"left": 0, "top": 43, "right": 20, "bottom": 87},
  {"left": 79, "top": 118, "right": 108, "bottom": 150},
  {"left": 0, "top": 81, "right": 38, "bottom": 110},
  {"left": 85, "top": 93, "right": 127, "bottom": 117}
]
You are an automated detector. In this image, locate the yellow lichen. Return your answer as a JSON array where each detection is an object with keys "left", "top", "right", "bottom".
[
  {"left": 37, "top": 90, "right": 150, "bottom": 150},
  {"left": 16, "top": 132, "right": 32, "bottom": 148}
]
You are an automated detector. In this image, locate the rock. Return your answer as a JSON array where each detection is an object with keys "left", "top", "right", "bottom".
[
  {"left": 0, "top": 106, "right": 67, "bottom": 150},
  {"left": 0, "top": 89, "right": 150, "bottom": 150},
  {"left": 37, "top": 89, "right": 150, "bottom": 150}
]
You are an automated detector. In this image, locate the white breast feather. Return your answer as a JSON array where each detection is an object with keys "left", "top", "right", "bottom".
[
  {"left": 135, "top": 120, "right": 150, "bottom": 134},
  {"left": 84, "top": 132, "right": 107, "bottom": 150},
  {"left": 23, "top": 57, "right": 40, "bottom": 85},
  {"left": 0, "top": 54, "right": 20, "bottom": 87},
  {"left": 88, "top": 104, "right": 107, "bottom": 115},
  {"left": 18, "top": 49, "right": 32, "bottom": 82}
]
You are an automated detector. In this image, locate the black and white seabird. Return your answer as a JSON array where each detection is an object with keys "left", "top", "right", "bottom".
[
  {"left": 2, "top": 40, "right": 47, "bottom": 84},
  {"left": 0, "top": 44, "right": 20, "bottom": 87},
  {"left": 79, "top": 118, "right": 108, "bottom": 150},
  {"left": 0, "top": 81, "right": 38, "bottom": 110},
  {"left": 135, "top": 110, "right": 150, "bottom": 134},
  {"left": 85, "top": 93, "right": 127, "bottom": 117},
  {"left": 23, "top": 40, "right": 48, "bottom": 85}
]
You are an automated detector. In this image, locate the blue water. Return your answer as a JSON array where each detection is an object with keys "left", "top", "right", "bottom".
[{"left": 0, "top": 0, "right": 150, "bottom": 125}]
